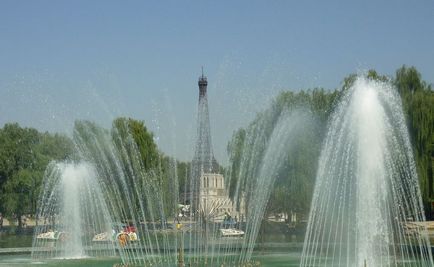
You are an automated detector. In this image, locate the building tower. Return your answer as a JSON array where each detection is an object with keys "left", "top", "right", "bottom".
[{"left": 190, "top": 68, "right": 219, "bottom": 209}]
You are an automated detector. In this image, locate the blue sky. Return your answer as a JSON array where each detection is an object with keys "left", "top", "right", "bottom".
[{"left": 1, "top": 1, "right": 433, "bottom": 162}]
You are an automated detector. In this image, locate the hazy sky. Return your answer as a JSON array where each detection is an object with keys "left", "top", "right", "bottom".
[{"left": 1, "top": 1, "right": 433, "bottom": 163}]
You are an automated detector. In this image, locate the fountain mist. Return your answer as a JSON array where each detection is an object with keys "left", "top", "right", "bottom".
[
  {"left": 32, "top": 162, "right": 115, "bottom": 259},
  {"left": 300, "top": 77, "right": 433, "bottom": 267},
  {"left": 226, "top": 108, "right": 318, "bottom": 264}
]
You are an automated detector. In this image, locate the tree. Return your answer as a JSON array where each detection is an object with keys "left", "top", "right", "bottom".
[
  {"left": 112, "top": 118, "right": 159, "bottom": 171},
  {"left": 0, "top": 123, "right": 74, "bottom": 226},
  {"left": 226, "top": 88, "right": 338, "bottom": 219},
  {"left": 394, "top": 66, "right": 434, "bottom": 207},
  {"left": 2, "top": 169, "right": 33, "bottom": 227}
]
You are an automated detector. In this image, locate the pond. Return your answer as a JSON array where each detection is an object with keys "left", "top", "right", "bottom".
[{"left": 0, "top": 253, "right": 302, "bottom": 267}]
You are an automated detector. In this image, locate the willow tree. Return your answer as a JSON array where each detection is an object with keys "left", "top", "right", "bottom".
[{"left": 395, "top": 66, "right": 434, "bottom": 206}]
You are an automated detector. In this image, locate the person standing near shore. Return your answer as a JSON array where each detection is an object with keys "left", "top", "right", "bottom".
[{"left": 0, "top": 213, "right": 3, "bottom": 230}]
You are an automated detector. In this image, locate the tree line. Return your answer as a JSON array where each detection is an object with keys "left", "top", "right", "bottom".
[
  {"left": 0, "top": 118, "right": 190, "bottom": 228},
  {"left": 0, "top": 124, "right": 74, "bottom": 227}
]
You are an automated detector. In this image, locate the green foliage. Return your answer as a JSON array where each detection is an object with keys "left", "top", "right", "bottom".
[
  {"left": 394, "top": 66, "right": 434, "bottom": 204},
  {"left": 0, "top": 123, "right": 74, "bottom": 224},
  {"left": 227, "top": 88, "right": 339, "bottom": 217},
  {"left": 226, "top": 128, "right": 246, "bottom": 199},
  {"left": 268, "top": 90, "right": 337, "bottom": 216},
  {"left": 366, "top": 69, "right": 389, "bottom": 82},
  {"left": 2, "top": 169, "right": 33, "bottom": 226},
  {"left": 113, "top": 118, "right": 159, "bottom": 171},
  {"left": 111, "top": 117, "right": 178, "bottom": 218}
]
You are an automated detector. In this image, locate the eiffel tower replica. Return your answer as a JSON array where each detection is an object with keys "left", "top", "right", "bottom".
[{"left": 190, "top": 68, "right": 219, "bottom": 211}]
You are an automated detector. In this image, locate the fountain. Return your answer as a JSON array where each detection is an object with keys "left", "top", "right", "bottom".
[
  {"left": 300, "top": 77, "right": 433, "bottom": 266},
  {"left": 29, "top": 75, "right": 433, "bottom": 266},
  {"left": 30, "top": 105, "right": 313, "bottom": 266},
  {"left": 233, "top": 109, "right": 318, "bottom": 264},
  {"left": 29, "top": 68, "right": 319, "bottom": 266},
  {"left": 32, "top": 162, "right": 115, "bottom": 259}
]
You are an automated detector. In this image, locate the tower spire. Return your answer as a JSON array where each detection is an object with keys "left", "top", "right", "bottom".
[
  {"left": 190, "top": 69, "right": 218, "bottom": 207},
  {"left": 198, "top": 67, "right": 208, "bottom": 98}
]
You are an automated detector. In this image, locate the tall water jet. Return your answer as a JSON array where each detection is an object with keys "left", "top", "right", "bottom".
[
  {"left": 240, "top": 110, "right": 317, "bottom": 263},
  {"left": 72, "top": 119, "right": 179, "bottom": 266},
  {"left": 32, "top": 162, "right": 115, "bottom": 259},
  {"left": 301, "top": 77, "right": 433, "bottom": 267},
  {"left": 224, "top": 106, "right": 318, "bottom": 264}
]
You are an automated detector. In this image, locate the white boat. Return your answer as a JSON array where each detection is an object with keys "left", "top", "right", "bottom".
[
  {"left": 219, "top": 228, "right": 244, "bottom": 237},
  {"left": 92, "top": 231, "right": 138, "bottom": 242},
  {"left": 92, "top": 232, "right": 112, "bottom": 242},
  {"left": 36, "top": 230, "right": 67, "bottom": 241},
  {"left": 404, "top": 221, "right": 434, "bottom": 238}
]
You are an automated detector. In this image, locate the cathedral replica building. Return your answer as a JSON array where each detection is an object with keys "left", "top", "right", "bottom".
[
  {"left": 198, "top": 173, "right": 245, "bottom": 222},
  {"left": 190, "top": 70, "right": 245, "bottom": 222}
]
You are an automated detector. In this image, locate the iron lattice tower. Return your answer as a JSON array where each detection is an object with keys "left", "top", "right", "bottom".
[{"left": 190, "top": 69, "right": 218, "bottom": 208}]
